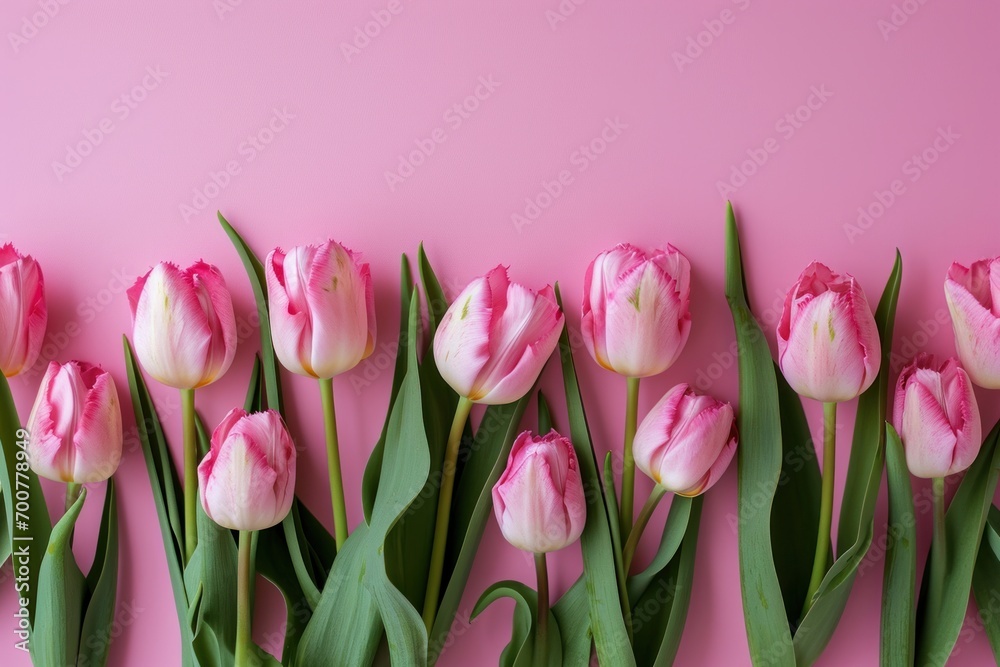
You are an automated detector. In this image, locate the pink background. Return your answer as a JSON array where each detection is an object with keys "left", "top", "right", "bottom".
[{"left": 2, "top": 1, "right": 999, "bottom": 665}]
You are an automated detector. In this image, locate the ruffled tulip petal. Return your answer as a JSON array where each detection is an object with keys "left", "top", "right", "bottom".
[
  {"left": 71, "top": 371, "right": 123, "bottom": 483},
  {"left": 945, "top": 268, "right": 1000, "bottom": 388},
  {"left": 0, "top": 246, "right": 46, "bottom": 377},
  {"left": 307, "top": 242, "right": 373, "bottom": 377},
  {"left": 266, "top": 248, "right": 314, "bottom": 376},
  {"left": 433, "top": 270, "right": 500, "bottom": 398}
]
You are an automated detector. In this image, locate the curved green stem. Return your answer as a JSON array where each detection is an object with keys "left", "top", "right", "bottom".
[
  {"left": 929, "top": 476, "right": 947, "bottom": 607},
  {"left": 620, "top": 376, "right": 641, "bottom": 537},
  {"left": 622, "top": 485, "right": 668, "bottom": 573},
  {"left": 182, "top": 388, "right": 198, "bottom": 563},
  {"left": 802, "top": 401, "right": 837, "bottom": 618},
  {"left": 235, "top": 530, "right": 253, "bottom": 666},
  {"left": 319, "top": 378, "right": 349, "bottom": 549},
  {"left": 534, "top": 552, "right": 549, "bottom": 666},
  {"left": 422, "top": 396, "right": 474, "bottom": 633}
]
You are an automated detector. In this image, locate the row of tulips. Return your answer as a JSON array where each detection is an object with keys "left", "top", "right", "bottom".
[{"left": 1, "top": 206, "right": 1000, "bottom": 666}]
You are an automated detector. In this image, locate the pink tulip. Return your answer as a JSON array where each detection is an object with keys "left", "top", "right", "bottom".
[
  {"left": 777, "top": 262, "right": 881, "bottom": 402},
  {"left": 492, "top": 430, "right": 586, "bottom": 553},
  {"left": 0, "top": 244, "right": 47, "bottom": 377},
  {"left": 582, "top": 243, "right": 692, "bottom": 378},
  {"left": 945, "top": 258, "right": 1000, "bottom": 389},
  {"left": 265, "top": 240, "right": 376, "bottom": 379},
  {"left": 26, "top": 361, "right": 123, "bottom": 483},
  {"left": 633, "top": 384, "right": 737, "bottom": 496},
  {"left": 434, "top": 266, "right": 564, "bottom": 405},
  {"left": 198, "top": 408, "right": 296, "bottom": 531},
  {"left": 127, "top": 261, "right": 237, "bottom": 389},
  {"left": 893, "top": 354, "right": 981, "bottom": 478}
]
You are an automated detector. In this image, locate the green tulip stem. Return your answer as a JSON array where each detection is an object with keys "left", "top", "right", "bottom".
[
  {"left": 65, "top": 482, "right": 82, "bottom": 513},
  {"left": 930, "top": 476, "right": 947, "bottom": 607},
  {"left": 534, "top": 552, "right": 549, "bottom": 666},
  {"left": 620, "top": 376, "right": 641, "bottom": 537},
  {"left": 181, "top": 387, "right": 198, "bottom": 563},
  {"left": 319, "top": 377, "right": 349, "bottom": 550},
  {"left": 235, "top": 529, "right": 253, "bottom": 667},
  {"left": 422, "top": 395, "right": 475, "bottom": 633},
  {"left": 622, "top": 485, "right": 668, "bottom": 573},
  {"left": 803, "top": 401, "right": 837, "bottom": 618}
]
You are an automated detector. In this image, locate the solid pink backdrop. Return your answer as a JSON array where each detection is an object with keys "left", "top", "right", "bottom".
[{"left": 2, "top": 1, "right": 998, "bottom": 665}]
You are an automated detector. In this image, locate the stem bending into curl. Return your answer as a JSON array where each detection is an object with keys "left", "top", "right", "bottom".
[
  {"left": 802, "top": 401, "right": 837, "bottom": 618},
  {"left": 422, "top": 396, "right": 475, "bottom": 632},
  {"left": 319, "top": 378, "right": 349, "bottom": 549}
]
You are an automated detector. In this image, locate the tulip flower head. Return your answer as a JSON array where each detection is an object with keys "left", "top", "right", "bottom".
[
  {"left": 893, "top": 354, "right": 981, "bottom": 479},
  {"left": 265, "top": 240, "right": 376, "bottom": 379},
  {"left": 633, "top": 384, "right": 737, "bottom": 497},
  {"left": 582, "top": 243, "right": 691, "bottom": 378},
  {"left": 492, "top": 430, "right": 586, "bottom": 553},
  {"left": 128, "top": 261, "right": 237, "bottom": 389},
  {"left": 777, "top": 262, "right": 881, "bottom": 402},
  {"left": 0, "top": 244, "right": 47, "bottom": 377},
  {"left": 434, "top": 266, "right": 564, "bottom": 405},
  {"left": 199, "top": 408, "right": 296, "bottom": 531},
  {"left": 26, "top": 361, "right": 123, "bottom": 484},
  {"left": 945, "top": 258, "right": 1000, "bottom": 388}
]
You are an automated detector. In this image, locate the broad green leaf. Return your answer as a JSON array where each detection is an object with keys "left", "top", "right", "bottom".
[
  {"left": 724, "top": 203, "right": 795, "bottom": 667},
  {"left": 602, "top": 452, "right": 632, "bottom": 638},
  {"left": 627, "top": 497, "right": 693, "bottom": 602},
  {"left": 537, "top": 392, "right": 553, "bottom": 434},
  {"left": 78, "top": 480, "right": 120, "bottom": 667},
  {"left": 881, "top": 425, "right": 915, "bottom": 667},
  {"left": 838, "top": 251, "right": 902, "bottom": 554},
  {"left": 552, "top": 284, "right": 636, "bottom": 667},
  {"left": 973, "top": 505, "right": 1000, "bottom": 662},
  {"left": 553, "top": 577, "right": 593, "bottom": 665},
  {"left": 123, "top": 338, "right": 198, "bottom": 665},
  {"left": 915, "top": 417, "right": 1000, "bottom": 665},
  {"left": 792, "top": 250, "right": 900, "bottom": 665},
  {"left": 0, "top": 491, "right": 9, "bottom": 569},
  {"left": 31, "top": 488, "right": 86, "bottom": 667},
  {"left": 771, "top": 369, "right": 823, "bottom": 626},
  {"left": 631, "top": 496, "right": 703, "bottom": 667},
  {"left": 297, "top": 293, "right": 430, "bottom": 667},
  {"left": 217, "top": 210, "right": 283, "bottom": 413},
  {"left": 473, "top": 581, "right": 563, "bottom": 666},
  {"left": 0, "top": 372, "right": 51, "bottom": 623}
]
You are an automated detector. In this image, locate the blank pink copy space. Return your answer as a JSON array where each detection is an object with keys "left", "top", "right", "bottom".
[{"left": 1, "top": 1, "right": 998, "bottom": 665}]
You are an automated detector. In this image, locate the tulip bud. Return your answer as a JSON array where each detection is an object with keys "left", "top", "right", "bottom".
[
  {"left": 434, "top": 266, "right": 564, "bottom": 405},
  {"left": 492, "top": 430, "right": 586, "bottom": 553},
  {"left": 633, "top": 384, "right": 737, "bottom": 496},
  {"left": 582, "top": 243, "right": 691, "bottom": 378},
  {"left": 893, "top": 354, "right": 981, "bottom": 478},
  {"left": 26, "top": 361, "right": 123, "bottom": 483},
  {"left": 777, "top": 262, "right": 881, "bottom": 402},
  {"left": 198, "top": 408, "right": 296, "bottom": 531},
  {"left": 265, "top": 240, "right": 376, "bottom": 379},
  {"left": 944, "top": 258, "right": 1000, "bottom": 388},
  {"left": 0, "top": 244, "right": 47, "bottom": 377},
  {"left": 127, "top": 261, "right": 238, "bottom": 390}
]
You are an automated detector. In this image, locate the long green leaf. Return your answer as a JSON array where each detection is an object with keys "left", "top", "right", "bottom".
[
  {"left": 881, "top": 425, "right": 915, "bottom": 667},
  {"left": 31, "top": 489, "right": 87, "bottom": 667},
  {"left": 972, "top": 505, "right": 1000, "bottom": 662},
  {"left": 297, "top": 293, "right": 430, "bottom": 667},
  {"left": 915, "top": 417, "right": 1000, "bottom": 665},
  {"left": 553, "top": 284, "right": 636, "bottom": 667},
  {"left": 724, "top": 202, "right": 795, "bottom": 667},
  {"left": 78, "top": 480, "right": 120, "bottom": 667},
  {"left": 627, "top": 497, "right": 693, "bottom": 603},
  {"left": 0, "top": 491, "right": 9, "bottom": 569},
  {"left": 632, "top": 496, "right": 703, "bottom": 667}
]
